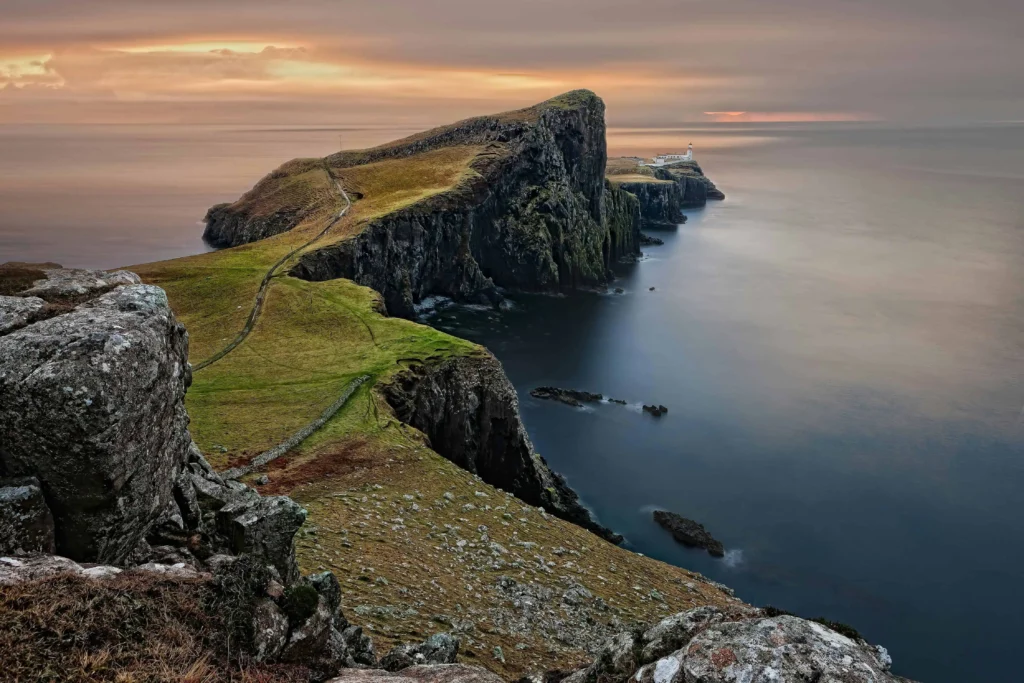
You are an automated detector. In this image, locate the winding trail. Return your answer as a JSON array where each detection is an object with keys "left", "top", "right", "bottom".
[
  {"left": 193, "top": 167, "right": 351, "bottom": 372},
  {"left": 192, "top": 167, "right": 365, "bottom": 477}
]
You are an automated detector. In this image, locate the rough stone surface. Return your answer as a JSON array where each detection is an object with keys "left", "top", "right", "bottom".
[
  {"left": 680, "top": 615, "right": 900, "bottom": 683},
  {"left": 640, "top": 607, "right": 724, "bottom": 663},
  {"left": 0, "top": 477, "right": 55, "bottom": 555},
  {"left": 217, "top": 494, "right": 306, "bottom": 584},
  {"left": 613, "top": 180, "right": 685, "bottom": 227},
  {"left": 327, "top": 664, "right": 504, "bottom": 683},
  {"left": 383, "top": 352, "right": 620, "bottom": 544},
  {"left": 252, "top": 598, "right": 290, "bottom": 662},
  {"left": 0, "top": 554, "right": 211, "bottom": 585},
  {"left": 20, "top": 268, "right": 142, "bottom": 302},
  {"left": 653, "top": 511, "right": 725, "bottom": 557},
  {"left": 0, "top": 280, "right": 192, "bottom": 564},
  {"left": 383, "top": 633, "right": 461, "bottom": 671},
  {"left": 0, "top": 295, "right": 45, "bottom": 335}
]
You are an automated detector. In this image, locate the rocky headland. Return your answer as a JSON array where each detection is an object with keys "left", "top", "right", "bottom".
[{"left": 1, "top": 92, "right": 918, "bottom": 681}]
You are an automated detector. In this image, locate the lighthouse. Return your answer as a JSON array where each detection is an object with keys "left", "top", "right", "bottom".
[{"left": 640, "top": 143, "right": 694, "bottom": 167}]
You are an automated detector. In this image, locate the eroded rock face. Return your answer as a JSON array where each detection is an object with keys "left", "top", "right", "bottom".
[
  {"left": 0, "top": 477, "right": 55, "bottom": 555},
  {"left": 0, "top": 279, "right": 192, "bottom": 564},
  {"left": 328, "top": 664, "right": 504, "bottom": 683},
  {"left": 613, "top": 181, "right": 685, "bottom": 227},
  {"left": 383, "top": 352, "right": 621, "bottom": 544},
  {"left": 568, "top": 608, "right": 906, "bottom": 683},
  {"left": 681, "top": 616, "right": 898, "bottom": 683},
  {"left": 0, "top": 295, "right": 45, "bottom": 335}
]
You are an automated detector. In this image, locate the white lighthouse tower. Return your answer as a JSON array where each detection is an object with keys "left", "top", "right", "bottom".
[{"left": 641, "top": 143, "right": 694, "bottom": 167}]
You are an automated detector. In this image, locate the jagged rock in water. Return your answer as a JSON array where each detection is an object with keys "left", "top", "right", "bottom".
[
  {"left": 383, "top": 353, "right": 621, "bottom": 544},
  {"left": 328, "top": 664, "right": 504, "bottom": 683},
  {"left": 0, "top": 274, "right": 192, "bottom": 564},
  {"left": 643, "top": 404, "right": 668, "bottom": 417},
  {"left": 653, "top": 510, "right": 725, "bottom": 557},
  {"left": 0, "top": 477, "right": 55, "bottom": 555},
  {"left": 639, "top": 233, "right": 665, "bottom": 246},
  {"left": 530, "top": 386, "right": 604, "bottom": 407}
]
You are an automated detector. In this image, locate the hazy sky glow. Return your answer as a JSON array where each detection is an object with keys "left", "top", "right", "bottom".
[{"left": 2, "top": 0, "right": 1021, "bottom": 126}]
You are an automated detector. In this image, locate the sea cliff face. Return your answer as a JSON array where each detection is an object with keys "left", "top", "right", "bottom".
[
  {"left": 382, "top": 352, "right": 621, "bottom": 543},
  {"left": 205, "top": 91, "right": 641, "bottom": 318},
  {"left": 611, "top": 179, "right": 685, "bottom": 227}
]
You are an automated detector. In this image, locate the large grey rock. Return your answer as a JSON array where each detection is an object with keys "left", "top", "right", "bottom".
[
  {"left": 679, "top": 615, "right": 899, "bottom": 683},
  {"left": 0, "top": 477, "right": 55, "bottom": 555},
  {"left": 327, "top": 664, "right": 503, "bottom": 683},
  {"left": 383, "top": 633, "right": 460, "bottom": 671},
  {"left": 20, "top": 268, "right": 141, "bottom": 301},
  {"left": 563, "top": 630, "right": 642, "bottom": 683},
  {"left": 0, "top": 282, "right": 192, "bottom": 564},
  {"left": 0, "top": 295, "right": 45, "bottom": 335},
  {"left": 0, "top": 554, "right": 84, "bottom": 584},
  {"left": 252, "top": 598, "right": 290, "bottom": 662},
  {"left": 640, "top": 607, "right": 724, "bottom": 663},
  {"left": 217, "top": 494, "right": 305, "bottom": 584},
  {"left": 281, "top": 595, "right": 333, "bottom": 664}
]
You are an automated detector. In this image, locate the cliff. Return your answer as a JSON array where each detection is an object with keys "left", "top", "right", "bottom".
[
  {"left": 605, "top": 157, "right": 723, "bottom": 226},
  {"left": 205, "top": 91, "right": 640, "bottom": 318}
]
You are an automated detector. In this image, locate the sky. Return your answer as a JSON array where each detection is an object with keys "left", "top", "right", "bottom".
[{"left": 2, "top": 0, "right": 1022, "bottom": 126}]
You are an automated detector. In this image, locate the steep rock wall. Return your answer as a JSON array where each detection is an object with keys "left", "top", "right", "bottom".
[
  {"left": 612, "top": 181, "right": 685, "bottom": 227},
  {"left": 382, "top": 353, "right": 621, "bottom": 544}
]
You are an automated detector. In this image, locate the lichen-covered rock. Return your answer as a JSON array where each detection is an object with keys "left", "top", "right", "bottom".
[
  {"left": 19, "top": 267, "right": 142, "bottom": 302},
  {"left": 0, "top": 477, "right": 55, "bottom": 555},
  {"left": 680, "top": 615, "right": 900, "bottom": 683},
  {"left": 0, "top": 295, "right": 45, "bottom": 335},
  {"left": 383, "top": 633, "right": 461, "bottom": 671},
  {"left": 327, "top": 664, "right": 504, "bottom": 683},
  {"left": 0, "top": 281, "right": 192, "bottom": 564},
  {"left": 217, "top": 494, "right": 306, "bottom": 584},
  {"left": 253, "top": 598, "right": 290, "bottom": 662},
  {"left": 383, "top": 352, "right": 620, "bottom": 544},
  {"left": 563, "top": 630, "right": 642, "bottom": 683},
  {"left": 640, "top": 607, "right": 724, "bottom": 663}
]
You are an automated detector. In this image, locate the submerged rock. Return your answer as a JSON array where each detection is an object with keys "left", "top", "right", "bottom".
[{"left": 653, "top": 510, "right": 725, "bottom": 557}]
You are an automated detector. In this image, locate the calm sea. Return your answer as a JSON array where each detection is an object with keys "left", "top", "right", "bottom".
[{"left": 3, "top": 122, "right": 1023, "bottom": 682}]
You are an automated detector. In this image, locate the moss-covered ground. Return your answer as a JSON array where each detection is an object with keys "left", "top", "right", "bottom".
[{"left": 132, "top": 108, "right": 738, "bottom": 677}]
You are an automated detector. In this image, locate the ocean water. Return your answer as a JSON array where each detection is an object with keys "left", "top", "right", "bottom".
[{"left": 2, "top": 122, "right": 1023, "bottom": 682}]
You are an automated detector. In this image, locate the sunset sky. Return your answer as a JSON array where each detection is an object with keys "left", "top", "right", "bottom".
[{"left": 2, "top": 0, "right": 1021, "bottom": 126}]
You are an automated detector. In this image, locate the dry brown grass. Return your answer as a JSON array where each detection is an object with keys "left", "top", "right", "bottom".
[{"left": 0, "top": 572, "right": 309, "bottom": 683}]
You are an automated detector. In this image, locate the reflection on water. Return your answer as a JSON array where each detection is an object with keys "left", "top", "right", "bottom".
[
  {"left": 2, "top": 121, "right": 1023, "bottom": 683},
  {"left": 431, "top": 124, "right": 1024, "bottom": 683}
]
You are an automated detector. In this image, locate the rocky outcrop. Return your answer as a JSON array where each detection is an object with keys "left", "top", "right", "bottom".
[
  {"left": 563, "top": 607, "right": 905, "bottom": 683},
  {"left": 381, "top": 633, "right": 461, "bottom": 671},
  {"left": 612, "top": 180, "right": 685, "bottom": 227},
  {"left": 328, "top": 664, "right": 504, "bottom": 683},
  {"left": 383, "top": 353, "right": 622, "bottom": 544},
  {"left": 530, "top": 387, "right": 605, "bottom": 407},
  {"left": 0, "top": 270, "right": 191, "bottom": 564},
  {"left": 0, "top": 477, "right": 55, "bottom": 555},
  {"left": 652, "top": 162, "right": 725, "bottom": 207},
  {"left": 653, "top": 510, "right": 725, "bottom": 557}
]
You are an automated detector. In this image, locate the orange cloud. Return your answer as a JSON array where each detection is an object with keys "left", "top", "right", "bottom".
[{"left": 703, "top": 111, "right": 876, "bottom": 122}]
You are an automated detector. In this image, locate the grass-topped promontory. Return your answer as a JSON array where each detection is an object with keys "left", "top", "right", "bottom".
[{"left": 132, "top": 92, "right": 741, "bottom": 677}]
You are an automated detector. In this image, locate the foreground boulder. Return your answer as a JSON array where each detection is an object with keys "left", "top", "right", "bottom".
[
  {"left": 563, "top": 607, "right": 905, "bottom": 683},
  {"left": 329, "top": 664, "right": 503, "bottom": 683},
  {"left": 381, "top": 633, "right": 461, "bottom": 671},
  {"left": 0, "top": 273, "right": 192, "bottom": 564}
]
